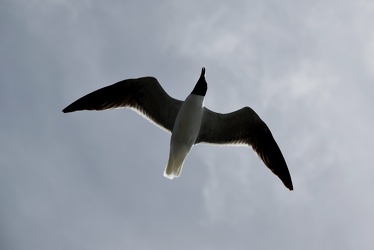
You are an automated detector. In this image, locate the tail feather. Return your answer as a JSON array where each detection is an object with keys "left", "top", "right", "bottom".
[{"left": 163, "top": 157, "right": 185, "bottom": 179}]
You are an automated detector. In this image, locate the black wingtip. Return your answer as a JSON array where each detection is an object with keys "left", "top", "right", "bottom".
[
  {"left": 287, "top": 182, "right": 294, "bottom": 191},
  {"left": 201, "top": 67, "right": 205, "bottom": 76},
  {"left": 271, "top": 167, "right": 293, "bottom": 191},
  {"left": 62, "top": 105, "right": 74, "bottom": 113},
  {"left": 276, "top": 167, "right": 293, "bottom": 191},
  {"left": 62, "top": 102, "right": 81, "bottom": 113},
  {"left": 280, "top": 172, "right": 293, "bottom": 191},
  {"left": 278, "top": 168, "right": 293, "bottom": 191},
  {"left": 281, "top": 168, "right": 293, "bottom": 191}
]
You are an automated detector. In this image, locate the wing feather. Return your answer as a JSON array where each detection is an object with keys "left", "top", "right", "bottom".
[
  {"left": 62, "top": 77, "right": 183, "bottom": 133},
  {"left": 196, "top": 107, "right": 293, "bottom": 190}
]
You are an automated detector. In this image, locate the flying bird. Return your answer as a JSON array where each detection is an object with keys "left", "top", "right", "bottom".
[{"left": 63, "top": 68, "right": 293, "bottom": 190}]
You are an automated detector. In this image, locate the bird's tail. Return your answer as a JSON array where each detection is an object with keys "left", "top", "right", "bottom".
[{"left": 163, "top": 156, "right": 185, "bottom": 179}]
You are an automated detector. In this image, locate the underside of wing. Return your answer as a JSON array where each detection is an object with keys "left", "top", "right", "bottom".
[
  {"left": 196, "top": 107, "right": 293, "bottom": 190},
  {"left": 62, "top": 77, "right": 183, "bottom": 132}
]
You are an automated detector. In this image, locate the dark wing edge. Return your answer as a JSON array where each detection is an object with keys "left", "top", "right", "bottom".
[
  {"left": 62, "top": 77, "right": 183, "bottom": 133},
  {"left": 196, "top": 107, "right": 293, "bottom": 190}
]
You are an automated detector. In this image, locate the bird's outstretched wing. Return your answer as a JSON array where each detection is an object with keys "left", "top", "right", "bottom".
[
  {"left": 196, "top": 107, "right": 293, "bottom": 190},
  {"left": 63, "top": 77, "right": 183, "bottom": 133}
]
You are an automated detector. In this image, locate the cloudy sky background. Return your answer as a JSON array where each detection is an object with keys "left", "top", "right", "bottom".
[{"left": 1, "top": 0, "right": 373, "bottom": 249}]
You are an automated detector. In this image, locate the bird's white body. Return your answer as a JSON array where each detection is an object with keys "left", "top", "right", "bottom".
[{"left": 164, "top": 94, "right": 204, "bottom": 178}]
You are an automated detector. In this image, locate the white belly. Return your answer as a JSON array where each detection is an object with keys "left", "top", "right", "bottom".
[
  {"left": 172, "top": 95, "right": 204, "bottom": 145},
  {"left": 164, "top": 94, "right": 205, "bottom": 178}
]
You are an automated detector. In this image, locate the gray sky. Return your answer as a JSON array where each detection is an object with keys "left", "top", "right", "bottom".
[{"left": 1, "top": 0, "right": 373, "bottom": 249}]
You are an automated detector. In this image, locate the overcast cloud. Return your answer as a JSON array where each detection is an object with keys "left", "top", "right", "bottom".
[{"left": 1, "top": 0, "right": 373, "bottom": 249}]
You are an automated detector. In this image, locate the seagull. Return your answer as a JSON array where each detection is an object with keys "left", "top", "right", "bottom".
[{"left": 63, "top": 68, "right": 293, "bottom": 190}]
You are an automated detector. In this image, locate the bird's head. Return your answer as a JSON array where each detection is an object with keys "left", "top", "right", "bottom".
[{"left": 191, "top": 67, "right": 208, "bottom": 96}]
